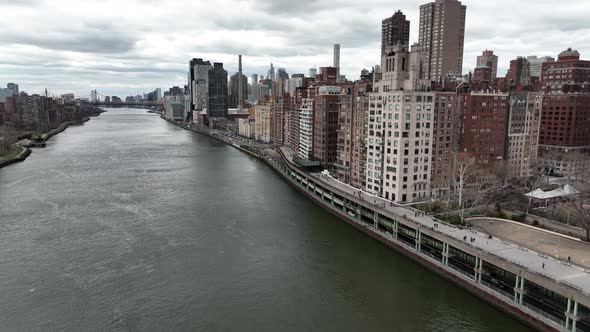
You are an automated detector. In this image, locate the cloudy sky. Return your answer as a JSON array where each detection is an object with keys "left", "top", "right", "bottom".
[{"left": 0, "top": 0, "right": 588, "bottom": 98}]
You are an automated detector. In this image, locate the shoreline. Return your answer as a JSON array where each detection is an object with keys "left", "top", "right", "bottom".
[
  {"left": 161, "top": 115, "right": 580, "bottom": 332},
  {"left": 0, "top": 116, "right": 95, "bottom": 169}
]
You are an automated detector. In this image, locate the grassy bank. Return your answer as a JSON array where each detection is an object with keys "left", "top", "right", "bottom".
[{"left": 0, "top": 145, "right": 25, "bottom": 162}]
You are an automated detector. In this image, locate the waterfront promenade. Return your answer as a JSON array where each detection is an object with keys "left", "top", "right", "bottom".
[
  {"left": 272, "top": 147, "right": 590, "bottom": 331},
  {"left": 163, "top": 116, "right": 590, "bottom": 331},
  {"left": 279, "top": 146, "right": 590, "bottom": 295}
]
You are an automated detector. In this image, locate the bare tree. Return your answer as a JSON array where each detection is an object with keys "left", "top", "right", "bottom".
[
  {"left": 0, "top": 125, "right": 19, "bottom": 154},
  {"left": 451, "top": 153, "right": 502, "bottom": 224},
  {"left": 560, "top": 193, "right": 590, "bottom": 241}
]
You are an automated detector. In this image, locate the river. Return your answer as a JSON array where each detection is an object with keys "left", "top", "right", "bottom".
[{"left": 0, "top": 108, "right": 532, "bottom": 331}]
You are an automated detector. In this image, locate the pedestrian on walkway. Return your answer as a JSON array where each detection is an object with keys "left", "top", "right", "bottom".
[{"left": 542, "top": 263, "right": 545, "bottom": 269}]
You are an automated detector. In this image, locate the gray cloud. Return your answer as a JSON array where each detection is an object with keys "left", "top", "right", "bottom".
[{"left": 0, "top": 0, "right": 588, "bottom": 97}]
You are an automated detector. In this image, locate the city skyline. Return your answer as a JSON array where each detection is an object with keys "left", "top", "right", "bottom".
[{"left": 0, "top": 0, "right": 588, "bottom": 97}]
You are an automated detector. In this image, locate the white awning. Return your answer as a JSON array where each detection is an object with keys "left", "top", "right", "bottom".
[{"left": 525, "top": 185, "right": 580, "bottom": 200}]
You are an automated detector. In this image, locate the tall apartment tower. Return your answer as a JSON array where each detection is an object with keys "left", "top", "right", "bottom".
[
  {"left": 419, "top": 0, "right": 467, "bottom": 81},
  {"left": 365, "top": 43, "right": 435, "bottom": 202},
  {"left": 381, "top": 10, "right": 410, "bottom": 54},
  {"left": 333, "top": 44, "right": 340, "bottom": 76},
  {"left": 189, "top": 58, "right": 212, "bottom": 119},
  {"left": 477, "top": 50, "right": 498, "bottom": 81}
]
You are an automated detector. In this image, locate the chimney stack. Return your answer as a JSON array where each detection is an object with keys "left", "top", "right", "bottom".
[{"left": 238, "top": 55, "right": 243, "bottom": 112}]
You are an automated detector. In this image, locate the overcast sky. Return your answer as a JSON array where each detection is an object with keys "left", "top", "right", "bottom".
[{"left": 0, "top": 0, "right": 588, "bottom": 98}]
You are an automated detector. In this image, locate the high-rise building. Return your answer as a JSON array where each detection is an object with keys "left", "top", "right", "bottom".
[
  {"left": 270, "top": 98, "right": 286, "bottom": 145},
  {"left": 419, "top": 0, "right": 467, "bottom": 81},
  {"left": 506, "top": 57, "right": 531, "bottom": 87},
  {"left": 527, "top": 56, "right": 555, "bottom": 78},
  {"left": 189, "top": 58, "right": 212, "bottom": 117},
  {"left": 228, "top": 72, "right": 248, "bottom": 108},
  {"left": 506, "top": 92, "right": 542, "bottom": 178},
  {"left": 0, "top": 83, "right": 19, "bottom": 102},
  {"left": 333, "top": 44, "right": 340, "bottom": 75},
  {"left": 312, "top": 86, "right": 340, "bottom": 167},
  {"left": 163, "top": 95, "right": 190, "bottom": 121},
  {"left": 458, "top": 90, "right": 510, "bottom": 164},
  {"left": 316, "top": 67, "right": 338, "bottom": 85},
  {"left": 285, "top": 77, "right": 304, "bottom": 97},
  {"left": 276, "top": 68, "right": 289, "bottom": 81},
  {"left": 381, "top": 10, "right": 410, "bottom": 53},
  {"left": 298, "top": 98, "right": 314, "bottom": 161},
  {"left": 335, "top": 80, "right": 372, "bottom": 189},
  {"left": 267, "top": 62, "right": 275, "bottom": 81},
  {"left": 365, "top": 43, "right": 434, "bottom": 202},
  {"left": 538, "top": 48, "right": 590, "bottom": 176},
  {"left": 430, "top": 91, "right": 459, "bottom": 199},
  {"left": 6, "top": 83, "right": 18, "bottom": 95},
  {"left": 308, "top": 68, "right": 317, "bottom": 78},
  {"left": 251, "top": 83, "right": 270, "bottom": 103},
  {"left": 207, "top": 62, "right": 228, "bottom": 118},
  {"left": 477, "top": 50, "right": 498, "bottom": 81},
  {"left": 255, "top": 104, "right": 272, "bottom": 143},
  {"left": 251, "top": 74, "right": 258, "bottom": 85}
]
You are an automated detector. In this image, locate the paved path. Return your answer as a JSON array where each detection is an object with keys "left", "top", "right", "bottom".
[{"left": 469, "top": 218, "right": 590, "bottom": 269}]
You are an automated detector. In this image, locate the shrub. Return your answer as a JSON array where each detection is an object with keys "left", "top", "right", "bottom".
[{"left": 511, "top": 214, "right": 527, "bottom": 222}]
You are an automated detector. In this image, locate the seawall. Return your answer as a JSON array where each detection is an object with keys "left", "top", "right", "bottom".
[{"left": 163, "top": 116, "right": 582, "bottom": 332}]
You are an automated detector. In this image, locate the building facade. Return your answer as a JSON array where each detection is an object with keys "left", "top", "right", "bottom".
[
  {"left": 365, "top": 43, "right": 435, "bottom": 203},
  {"left": 458, "top": 90, "right": 510, "bottom": 164},
  {"left": 538, "top": 48, "right": 590, "bottom": 176},
  {"left": 189, "top": 58, "right": 212, "bottom": 120},
  {"left": 312, "top": 86, "right": 341, "bottom": 167},
  {"left": 419, "top": 0, "right": 467, "bottom": 81},
  {"left": 298, "top": 98, "right": 314, "bottom": 161},
  {"left": 335, "top": 81, "right": 372, "bottom": 189},
  {"left": 254, "top": 104, "right": 271, "bottom": 143},
  {"left": 381, "top": 10, "right": 410, "bottom": 53},
  {"left": 506, "top": 92, "right": 542, "bottom": 178},
  {"left": 207, "top": 62, "right": 228, "bottom": 118},
  {"left": 430, "top": 91, "right": 459, "bottom": 198},
  {"left": 477, "top": 50, "right": 498, "bottom": 81},
  {"left": 229, "top": 72, "right": 248, "bottom": 109},
  {"left": 164, "top": 95, "right": 191, "bottom": 121}
]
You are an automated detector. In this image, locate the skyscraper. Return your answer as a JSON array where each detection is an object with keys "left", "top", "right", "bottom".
[
  {"left": 419, "top": 0, "right": 466, "bottom": 81},
  {"left": 381, "top": 10, "right": 410, "bottom": 53},
  {"left": 267, "top": 62, "right": 275, "bottom": 81},
  {"left": 308, "top": 68, "right": 317, "bottom": 78},
  {"left": 276, "top": 68, "right": 289, "bottom": 81},
  {"left": 477, "top": 50, "right": 498, "bottom": 81},
  {"left": 333, "top": 44, "right": 340, "bottom": 75},
  {"left": 189, "top": 58, "right": 212, "bottom": 116},
  {"left": 207, "top": 62, "right": 228, "bottom": 118},
  {"left": 251, "top": 74, "right": 258, "bottom": 85},
  {"left": 229, "top": 72, "right": 248, "bottom": 108}
]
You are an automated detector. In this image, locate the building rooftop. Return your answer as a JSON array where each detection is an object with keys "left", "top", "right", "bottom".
[{"left": 558, "top": 48, "right": 580, "bottom": 59}]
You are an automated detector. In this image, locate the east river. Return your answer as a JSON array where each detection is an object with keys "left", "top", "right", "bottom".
[{"left": 0, "top": 108, "right": 533, "bottom": 331}]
